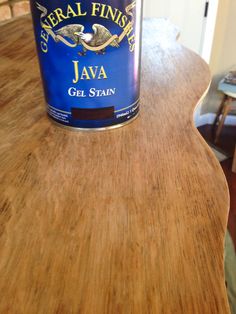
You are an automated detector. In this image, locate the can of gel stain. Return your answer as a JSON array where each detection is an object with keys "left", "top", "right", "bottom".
[{"left": 30, "top": 0, "right": 143, "bottom": 130}]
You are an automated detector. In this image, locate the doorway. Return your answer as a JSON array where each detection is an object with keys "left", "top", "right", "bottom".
[{"left": 143, "top": 0, "right": 219, "bottom": 63}]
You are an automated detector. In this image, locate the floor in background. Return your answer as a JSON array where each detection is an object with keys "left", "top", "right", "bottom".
[
  {"left": 199, "top": 124, "right": 236, "bottom": 314},
  {"left": 225, "top": 231, "right": 236, "bottom": 314},
  {"left": 211, "top": 147, "right": 228, "bottom": 162},
  {"left": 198, "top": 124, "right": 236, "bottom": 156},
  {"left": 198, "top": 124, "right": 236, "bottom": 250},
  {"left": 222, "top": 159, "right": 236, "bottom": 251}
]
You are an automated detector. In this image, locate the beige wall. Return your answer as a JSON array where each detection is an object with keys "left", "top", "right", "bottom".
[{"left": 201, "top": 0, "right": 236, "bottom": 114}]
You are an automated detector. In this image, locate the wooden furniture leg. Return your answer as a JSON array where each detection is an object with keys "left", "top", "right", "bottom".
[
  {"left": 232, "top": 146, "right": 236, "bottom": 173},
  {"left": 213, "top": 95, "right": 227, "bottom": 139},
  {"left": 215, "top": 97, "right": 232, "bottom": 143}
]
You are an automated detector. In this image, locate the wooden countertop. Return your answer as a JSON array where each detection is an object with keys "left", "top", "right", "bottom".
[{"left": 0, "top": 17, "right": 230, "bottom": 313}]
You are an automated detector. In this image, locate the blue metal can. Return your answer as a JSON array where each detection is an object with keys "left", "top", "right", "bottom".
[{"left": 30, "top": 0, "right": 143, "bottom": 130}]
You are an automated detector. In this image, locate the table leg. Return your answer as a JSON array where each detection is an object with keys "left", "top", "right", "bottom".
[
  {"left": 232, "top": 146, "right": 236, "bottom": 173},
  {"left": 214, "top": 95, "right": 228, "bottom": 128},
  {"left": 215, "top": 97, "right": 232, "bottom": 143}
]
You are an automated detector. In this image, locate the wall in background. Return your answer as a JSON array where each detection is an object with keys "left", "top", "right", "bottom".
[
  {"left": 0, "top": 0, "right": 29, "bottom": 22},
  {"left": 143, "top": 0, "right": 206, "bottom": 56},
  {"left": 201, "top": 0, "right": 236, "bottom": 114}
]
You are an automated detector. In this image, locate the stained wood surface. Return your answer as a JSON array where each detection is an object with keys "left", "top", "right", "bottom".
[{"left": 0, "top": 17, "right": 230, "bottom": 313}]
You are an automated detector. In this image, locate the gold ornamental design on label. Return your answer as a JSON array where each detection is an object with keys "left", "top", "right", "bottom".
[{"left": 36, "top": 1, "right": 136, "bottom": 54}]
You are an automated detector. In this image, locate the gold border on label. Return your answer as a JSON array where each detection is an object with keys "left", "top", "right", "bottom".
[
  {"left": 47, "top": 99, "right": 140, "bottom": 115},
  {"left": 47, "top": 104, "right": 71, "bottom": 114},
  {"left": 49, "top": 112, "right": 140, "bottom": 132},
  {"left": 114, "top": 99, "right": 140, "bottom": 112}
]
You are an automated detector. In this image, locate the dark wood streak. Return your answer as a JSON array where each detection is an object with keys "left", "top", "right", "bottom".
[{"left": 0, "top": 16, "right": 230, "bottom": 313}]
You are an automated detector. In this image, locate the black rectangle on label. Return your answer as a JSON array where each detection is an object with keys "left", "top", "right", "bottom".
[{"left": 71, "top": 107, "right": 115, "bottom": 120}]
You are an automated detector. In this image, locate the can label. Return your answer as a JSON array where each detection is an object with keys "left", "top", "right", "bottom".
[{"left": 30, "top": 0, "right": 142, "bottom": 129}]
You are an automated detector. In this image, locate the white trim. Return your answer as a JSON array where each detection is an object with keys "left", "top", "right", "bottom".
[
  {"left": 195, "top": 113, "right": 236, "bottom": 127},
  {"left": 200, "top": 0, "right": 219, "bottom": 63}
]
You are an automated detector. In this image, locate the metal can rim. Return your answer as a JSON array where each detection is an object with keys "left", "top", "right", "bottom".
[{"left": 49, "top": 112, "right": 140, "bottom": 132}]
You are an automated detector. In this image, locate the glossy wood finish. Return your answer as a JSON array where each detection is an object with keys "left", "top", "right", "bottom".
[{"left": 0, "top": 17, "right": 230, "bottom": 313}]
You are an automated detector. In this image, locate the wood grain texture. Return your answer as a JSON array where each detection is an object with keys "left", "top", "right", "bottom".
[{"left": 0, "top": 17, "right": 230, "bottom": 313}]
